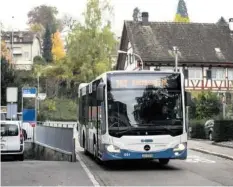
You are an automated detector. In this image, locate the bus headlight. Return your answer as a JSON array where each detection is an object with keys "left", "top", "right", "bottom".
[
  {"left": 106, "top": 144, "right": 121, "bottom": 153},
  {"left": 173, "top": 143, "right": 186, "bottom": 152}
]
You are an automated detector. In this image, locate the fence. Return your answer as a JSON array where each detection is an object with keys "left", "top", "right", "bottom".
[{"left": 23, "top": 121, "right": 77, "bottom": 155}]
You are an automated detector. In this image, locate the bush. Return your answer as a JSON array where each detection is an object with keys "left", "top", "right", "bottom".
[
  {"left": 189, "top": 119, "right": 207, "bottom": 139},
  {"left": 38, "top": 98, "right": 77, "bottom": 121},
  {"left": 213, "top": 120, "right": 233, "bottom": 142}
]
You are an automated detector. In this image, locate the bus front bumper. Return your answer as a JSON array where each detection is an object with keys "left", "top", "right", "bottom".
[{"left": 101, "top": 145, "right": 187, "bottom": 161}]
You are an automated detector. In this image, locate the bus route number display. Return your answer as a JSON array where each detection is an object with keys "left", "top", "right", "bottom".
[{"left": 114, "top": 79, "right": 167, "bottom": 89}]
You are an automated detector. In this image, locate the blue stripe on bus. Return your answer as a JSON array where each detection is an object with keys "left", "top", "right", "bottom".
[{"left": 101, "top": 148, "right": 187, "bottom": 161}]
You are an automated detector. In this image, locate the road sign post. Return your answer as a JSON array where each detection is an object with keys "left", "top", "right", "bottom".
[{"left": 22, "top": 87, "right": 37, "bottom": 131}]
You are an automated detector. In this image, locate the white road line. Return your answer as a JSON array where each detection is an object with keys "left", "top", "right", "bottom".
[
  {"left": 74, "top": 136, "right": 100, "bottom": 187},
  {"left": 185, "top": 155, "right": 216, "bottom": 163}
]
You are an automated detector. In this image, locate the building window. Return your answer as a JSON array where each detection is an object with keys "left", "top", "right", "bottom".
[
  {"left": 212, "top": 68, "right": 225, "bottom": 80},
  {"left": 228, "top": 68, "right": 233, "bottom": 80},
  {"left": 188, "top": 68, "right": 202, "bottom": 79}
]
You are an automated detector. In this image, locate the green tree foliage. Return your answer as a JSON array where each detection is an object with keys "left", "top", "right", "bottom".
[
  {"left": 194, "top": 91, "right": 221, "bottom": 120},
  {"left": 66, "top": 0, "right": 117, "bottom": 82},
  {"left": 43, "top": 25, "right": 53, "bottom": 63},
  {"left": 1, "top": 58, "right": 16, "bottom": 106},
  {"left": 174, "top": 0, "right": 190, "bottom": 22},
  {"left": 27, "top": 5, "right": 61, "bottom": 34}
]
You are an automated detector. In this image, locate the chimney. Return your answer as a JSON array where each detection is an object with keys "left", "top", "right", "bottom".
[
  {"left": 229, "top": 18, "right": 233, "bottom": 33},
  {"left": 142, "top": 12, "right": 149, "bottom": 26}
]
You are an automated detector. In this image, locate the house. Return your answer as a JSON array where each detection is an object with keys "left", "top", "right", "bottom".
[
  {"left": 1, "top": 31, "right": 42, "bottom": 70},
  {"left": 116, "top": 12, "right": 233, "bottom": 93}
]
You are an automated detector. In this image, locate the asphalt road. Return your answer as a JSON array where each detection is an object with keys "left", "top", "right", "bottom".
[
  {"left": 77, "top": 149, "right": 233, "bottom": 186},
  {"left": 1, "top": 149, "right": 233, "bottom": 186},
  {"left": 1, "top": 159, "right": 93, "bottom": 186}
]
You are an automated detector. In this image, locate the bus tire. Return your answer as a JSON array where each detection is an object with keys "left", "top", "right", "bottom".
[
  {"left": 159, "top": 159, "right": 170, "bottom": 165},
  {"left": 83, "top": 133, "right": 88, "bottom": 155}
]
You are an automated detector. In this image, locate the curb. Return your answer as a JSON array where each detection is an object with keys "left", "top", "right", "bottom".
[
  {"left": 190, "top": 148, "right": 233, "bottom": 161},
  {"left": 212, "top": 142, "right": 233, "bottom": 149}
]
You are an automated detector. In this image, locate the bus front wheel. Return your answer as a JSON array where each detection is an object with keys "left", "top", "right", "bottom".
[{"left": 158, "top": 159, "right": 170, "bottom": 165}]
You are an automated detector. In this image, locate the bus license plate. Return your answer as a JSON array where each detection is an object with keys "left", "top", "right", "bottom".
[{"left": 142, "top": 154, "right": 153, "bottom": 158}]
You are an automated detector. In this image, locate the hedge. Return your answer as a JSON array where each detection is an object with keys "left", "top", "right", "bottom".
[
  {"left": 213, "top": 120, "right": 233, "bottom": 142},
  {"left": 189, "top": 119, "right": 207, "bottom": 139}
]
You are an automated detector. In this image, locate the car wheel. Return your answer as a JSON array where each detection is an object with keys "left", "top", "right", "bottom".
[
  {"left": 159, "top": 159, "right": 170, "bottom": 165},
  {"left": 18, "top": 154, "right": 24, "bottom": 161}
]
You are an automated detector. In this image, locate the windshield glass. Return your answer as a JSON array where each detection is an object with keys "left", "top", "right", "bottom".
[
  {"left": 107, "top": 73, "right": 183, "bottom": 137},
  {"left": 107, "top": 89, "right": 182, "bottom": 127}
]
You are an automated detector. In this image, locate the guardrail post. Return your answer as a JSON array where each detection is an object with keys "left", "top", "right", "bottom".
[{"left": 71, "top": 138, "right": 76, "bottom": 162}]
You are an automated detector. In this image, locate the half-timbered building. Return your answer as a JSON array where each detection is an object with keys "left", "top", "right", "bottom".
[{"left": 116, "top": 12, "right": 233, "bottom": 94}]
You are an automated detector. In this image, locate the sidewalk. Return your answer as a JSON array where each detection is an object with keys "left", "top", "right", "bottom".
[{"left": 188, "top": 140, "right": 233, "bottom": 161}]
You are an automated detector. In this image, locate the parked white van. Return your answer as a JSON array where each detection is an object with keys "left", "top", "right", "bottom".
[{"left": 0, "top": 121, "right": 24, "bottom": 161}]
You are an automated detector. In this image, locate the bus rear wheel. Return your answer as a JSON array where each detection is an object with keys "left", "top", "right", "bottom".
[
  {"left": 83, "top": 134, "right": 88, "bottom": 155},
  {"left": 159, "top": 159, "right": 170, "bottom": 165}
]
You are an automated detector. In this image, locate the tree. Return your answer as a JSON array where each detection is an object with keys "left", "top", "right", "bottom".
[
  {"left": 66, "top": 0, "right": 117, "bottom": 82},
  {"left": 132, "top": 7, "right": 141, "bottom": 21},
  {"left": 1, "top": 48, "right": 17, "bottom": 106},
  {"left": 61, "top": 14, "right": 77, "bottom": 30},
  {"left": 52, "top": 31, "right": 66, "bottom": 61},
  {"left": 174, "top": 0, "right": 190, "bottom": 22},
  {"left": 217, "top": 17, "right": 228, "bottom": 26},
  {"left": 27, "top": 5, "right": 61, "bottom": 34},
  {"left": 43, "top": 25, "right": 53, "bottom": 62},
  {"left": 29, "top": 23, "right": 45, "bottom": 33},
  {"left": 1, "top": 40, "right": 11, "bottom": 62},
  {"left": 195, "top": 91, "right": 221, "bottom": 120}
]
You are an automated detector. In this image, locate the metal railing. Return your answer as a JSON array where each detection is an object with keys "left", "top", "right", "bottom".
[{"left": 34, "top": 121, "right": 76, "bottom": 154}]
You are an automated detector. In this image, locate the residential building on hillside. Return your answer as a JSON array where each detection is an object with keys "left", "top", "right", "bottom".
[
  {"left": 116, "top": 12, "right": 233, "bottom": 95},
  {"left": 1, "top": 31, "right": 42, "bottom": 70}
]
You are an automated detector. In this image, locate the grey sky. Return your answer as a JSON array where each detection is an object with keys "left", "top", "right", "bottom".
[{"left": 0, "top": 0, "right": 232, "bottom": 36}]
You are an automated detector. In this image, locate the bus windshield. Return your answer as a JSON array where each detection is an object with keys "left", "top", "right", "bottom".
[{"left": 107, "top": 73, "right": 183, "bottom": 136}]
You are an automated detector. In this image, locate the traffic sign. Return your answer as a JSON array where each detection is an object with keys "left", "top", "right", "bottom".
[
  {"left": 7, "top": 87, "right": 18, "bottom": 102},
  {"left": 22, "top": 87, "right": 37, "bottom": 98}
]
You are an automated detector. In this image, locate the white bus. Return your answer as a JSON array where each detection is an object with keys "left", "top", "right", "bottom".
[{"left": 78, "top": 70, "right": 191, "bottom": 165}]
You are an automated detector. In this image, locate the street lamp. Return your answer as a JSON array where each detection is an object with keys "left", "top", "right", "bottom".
[{"left": 118, "top": 50, "right": 144, "bottom": 70}]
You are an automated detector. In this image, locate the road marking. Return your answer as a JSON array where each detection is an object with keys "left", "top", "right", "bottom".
[
  {"left": 186, "top": 155, "right": 216, "bottom": 163},
  {"left": 75, "top": 137, "right": 100, "bottom": 187}
]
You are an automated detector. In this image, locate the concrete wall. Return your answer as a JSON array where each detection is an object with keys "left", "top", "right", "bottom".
[{"left": 24, "top": 142, "right": 75, "bottom": 162}]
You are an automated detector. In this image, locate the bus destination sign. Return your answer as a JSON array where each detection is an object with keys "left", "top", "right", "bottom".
[{"left": 109, "top": 73, "right": 180, "bottom": 90}]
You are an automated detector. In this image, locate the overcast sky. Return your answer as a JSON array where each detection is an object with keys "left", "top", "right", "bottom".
[{"left": 0, "top": 0, "right": 232, "bottom": 36}]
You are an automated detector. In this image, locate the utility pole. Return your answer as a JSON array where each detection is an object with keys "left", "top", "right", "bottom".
[
  {"left": 11, "top": 16, "right": 14, "bottom": 65},
  {"left": 173, "top": 46, "right": 179, "bottom": 72}
]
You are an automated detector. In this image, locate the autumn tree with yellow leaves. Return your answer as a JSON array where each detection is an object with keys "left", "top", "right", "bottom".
[
  {"left": 51, "top": 31, "right": 65, "bottom": 61},
  {"left": 1, "top": 40, "right": 12, "bottom": 62}
]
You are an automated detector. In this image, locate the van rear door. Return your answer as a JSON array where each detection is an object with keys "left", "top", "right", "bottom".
[{"left": 7, "top": 124, "right": 20, "bottom": 151}]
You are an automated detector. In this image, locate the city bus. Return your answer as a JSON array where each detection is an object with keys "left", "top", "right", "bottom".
[{"left": 77, "top": 70, "right": 191, "bottom": 165}]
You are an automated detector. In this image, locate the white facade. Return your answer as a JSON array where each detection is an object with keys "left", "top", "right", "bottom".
[{"left": 5, "top": 35, "right": 41, "bottom": 71}]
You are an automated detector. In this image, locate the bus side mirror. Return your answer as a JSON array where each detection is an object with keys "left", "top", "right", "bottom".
[
  {"left": 185, "top": 91, "right": 192, "bottom": 106},
  {"left": 97, "top": 83, "right": 105, "bottom": 101}
]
